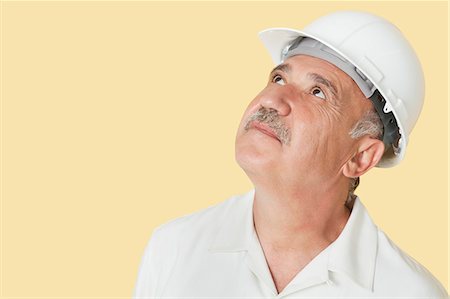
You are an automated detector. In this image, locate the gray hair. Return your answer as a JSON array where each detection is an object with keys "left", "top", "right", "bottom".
[{"left": 346, "top": 109, "right": 383, "bottom": 208}]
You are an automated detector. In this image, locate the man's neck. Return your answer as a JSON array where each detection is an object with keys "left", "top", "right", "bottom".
[{"left": 252, "top": 185, "right": 351, "bottom": 253}]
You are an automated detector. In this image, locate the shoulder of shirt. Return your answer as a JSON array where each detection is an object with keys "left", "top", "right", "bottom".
[
  {"left": 150, "top": 191, "right": 247, "bottom": 242},
  {"left": 375, "top": 228, "right": 448, "bottom": 297},
  {"left": 135, "top": 192, "right": 250, "bottom": 297}
]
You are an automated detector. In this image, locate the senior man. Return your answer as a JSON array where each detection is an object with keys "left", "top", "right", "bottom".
[{"left": 133, "top": 11, "right": 448, "bottom": 298}]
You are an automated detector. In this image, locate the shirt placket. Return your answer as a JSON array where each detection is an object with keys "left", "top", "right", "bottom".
[{"left": 245, "top": 228, "right": 279, "bottom": 296}]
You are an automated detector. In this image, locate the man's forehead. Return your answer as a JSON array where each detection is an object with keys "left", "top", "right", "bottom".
[
  {"left": 271, "top": 56, "right": 348, "bottom": 96},
  {"left": 273, "top": 55, "right": 345, "bottom": 78}
]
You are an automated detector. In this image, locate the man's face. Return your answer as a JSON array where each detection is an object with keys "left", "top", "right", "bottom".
[{"left": 235, "top": 55, "right": 374, "bottom": 187}]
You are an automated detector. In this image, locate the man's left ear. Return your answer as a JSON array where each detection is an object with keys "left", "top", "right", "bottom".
[{"left": 343, "top": 137, "right": 385, "bottom": 178}]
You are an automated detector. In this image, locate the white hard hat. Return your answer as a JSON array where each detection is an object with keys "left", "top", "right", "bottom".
[{"left": 259, "top": 10, "right": 425, "bottom": 167}]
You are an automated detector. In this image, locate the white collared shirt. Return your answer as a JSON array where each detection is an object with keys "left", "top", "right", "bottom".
[{"left": 133, "top": 189, "right": 448, "bottom": 298}]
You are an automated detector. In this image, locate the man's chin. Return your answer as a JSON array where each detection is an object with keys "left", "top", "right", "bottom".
[{"left": 235, "top": 148, "right": 278, "bottom": 176}]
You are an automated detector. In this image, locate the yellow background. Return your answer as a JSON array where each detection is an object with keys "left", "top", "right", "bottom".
[{"left": 1, "top": 1, "right": 448, "bottom": 297}]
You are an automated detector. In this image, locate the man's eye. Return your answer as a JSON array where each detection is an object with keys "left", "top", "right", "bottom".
[
  {"left": 312, "top": 87, "right": 326, "bottom": 99},
  {"left": 272, "top": 74, "right": 286, "bottom": 85}
]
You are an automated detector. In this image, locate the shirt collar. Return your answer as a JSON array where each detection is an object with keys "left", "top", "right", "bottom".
[
  {"left": 327, "top": 197, "right": 378, "bottom": 292},
  {"left": 208, "top": 189, "right": 255, "bottom": 252},
  {"left": 208, "top": 189, "right": 378, "bottom": 292}
]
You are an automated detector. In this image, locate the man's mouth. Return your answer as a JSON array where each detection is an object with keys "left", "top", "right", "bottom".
[
  {"left": 243, "top": 107, "right": 291, "bottom": 145},
  {"left": 248, "top": 121, "right": 280, "bottom": 142}
]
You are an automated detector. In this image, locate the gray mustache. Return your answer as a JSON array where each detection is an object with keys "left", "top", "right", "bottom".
[{"left": 244, "top": 107, "right": 291, "bottom": 145}]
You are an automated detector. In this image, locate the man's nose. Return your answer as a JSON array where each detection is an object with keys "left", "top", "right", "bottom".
[{"left": 258, "top": 86, "right": 292, "bottom": 116}]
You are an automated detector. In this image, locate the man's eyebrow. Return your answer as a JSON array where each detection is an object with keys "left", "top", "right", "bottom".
[
  {"left": 307, "top": 72, "right": 338, "bottom": 97},
  {"left": 270, "top": 63, "right": 291, "bottom": 76}
]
